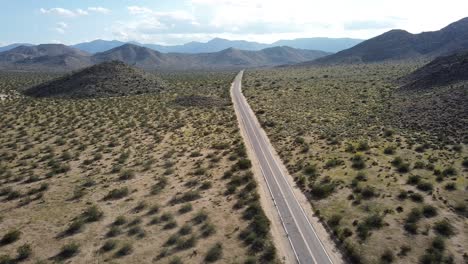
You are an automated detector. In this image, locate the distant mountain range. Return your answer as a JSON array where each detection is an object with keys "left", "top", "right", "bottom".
[
  {"left": 0, "top": 37, "right": 363, "bottom": 54},
  {"left": 306, "top": 17, "right": 468, "bottom": 65},
  {"left": 0, "top": 43, "right": 330, "bottom": 71}
]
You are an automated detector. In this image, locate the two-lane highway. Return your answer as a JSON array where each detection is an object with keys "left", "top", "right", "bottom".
[{"left": 231, "top": 71, "right": 333, "bottom": 264}]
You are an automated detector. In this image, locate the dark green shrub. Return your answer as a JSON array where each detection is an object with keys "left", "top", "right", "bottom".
[
  {"left": 422, "top": 205, "right": 438, "bottom": 218},
  {"left": 176, "top": 235, "right": 197, "bottom": 250},
  {"left": 409, "top": 193, "right": 424, "bottom": 202},
  {"left": 417, "top": 181, "right": 433, "bottom": 192},
  {"left": 381, "top": 249, "right": 394, "bottom": 263},
  {"left": 104, "top": 187, "right": 129, "bottom": 200},
  {"left": 1, "top": 230, "right": 21, "bottom": 245},
  {"left": 115, "top": 243, "right": 133, "bottom": 256},
  {"left": 101, "top": 240, "right": 117, "bottom": 252},
  {"left": 444, "top": 182, "right": 456, "bottom": 191},
  {"left": 310, "top": 182, "right": 336, "bottom": 199},
  {"left": 201, "top": 223, "right": 216, "bottom": 237},
  {"left": 351, "top": 154, "right": 365, "bottom": 170},
  {"left": 303, "top": 164, "right": 317, "bottom": 176},
  {"left": 205, "top": 242, "right": 223, "bottom": 262},
  {"left": 192, "top": 210, "right": 208, "bottom": 224},
  {"left": 118, "top": 170, "right": 135, "bottom": 181},
  {"left": 179, "top": 203, "right": 193, "bottom": 214},
  {"left": 324, "top": 158, "right": 343, "bottom": 169},
  {"left": 58, "top": 242, "right": 79, "bottom": 259},
  {"left": 16, "top": 243, "right": 32, "bottom": 260},
  {"left": 407, "top": 175, "right": 421, "bottom": 185},
  {"left": 83, "top": 205, "right": 103, "bottom": 222},
  {"left": 383, "top": 146, "right": 395, "bottom": 155},
  {"left": 357, "top": 141, "right": 369, "bottom": 151},
  {"left": 113, "top": 216, "right": 127, "bottom": 226},
  {"left": 66, "top": 219, "right": 85, "bottom": 235},
  {"left": 236, "top": 159, "right": 252, "bottom": 170},
  {"left": 0, "top": 255, "right": 13, "bottom": 264},
  {"left": 433, "top": 220, "right": 454, "bottom": 237}
]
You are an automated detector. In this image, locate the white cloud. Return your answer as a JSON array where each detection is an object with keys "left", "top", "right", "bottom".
[
  {"left": 110, "top": 0, "right": 468, "bottom": 45},
  {"left": 40, "top": 8, "right": 81, "bottom": 18},
  {"left": 88, "top": 7, "right": 111, "bottom": 14},
  {"left": 55, "top": 22, "right": 68, "bottom": 34},
  {"left": 40, "top": 6, "right": 111, "bottom": 18}
]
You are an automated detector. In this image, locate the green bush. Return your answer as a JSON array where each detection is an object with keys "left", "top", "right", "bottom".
[
  {"left": 417, "top": 181, "right": 433, "bottom": 192},
  {"left": 118, "top": 170, "right": 135, "bottom": 181},
  {"left": 58, "top": 242, "right": 79, "bottom": 259},
  {"left": 433, "top": 220, "right": 454, "bottom": 237},
  {"left": 381, "top": 249, "right": 394, "bottom": 263},
  {"left": 101, "top": 240, "right": 117, "bottom": 252},
  {"left": 205, "top": 242, "right": 223, "bottom": 262},
  {"left": 83, "top": 205, "right": 104, "bottom": 222},
  {"left": 236, "top": 159, "right": 252, "bottom": 170},
  {"left": 104, "top": 187, "right": 129, "bottom": 200},
  {"left": 351, "top": 154, "right": 366, "bottom": 170},
  {"left": 422, "top": 205, "right": 438, "bottom": 218},
  {"left": 303, "top": 164, "right": 317, "bottom": 176},
  {"left": 115, "top": 243, "right": 133, "bottom": 257},
  {"left": 1, "top": 230, "right": 21, "bottom": 245},
  {"left": 16, "top": 243, "right": 32, "bottom": 260},
  {"left": 310, "top": 182, "right": 336, "bottom": 199},
  {"left": 178, "top": 203, "right": 193, "bottom": 214}
]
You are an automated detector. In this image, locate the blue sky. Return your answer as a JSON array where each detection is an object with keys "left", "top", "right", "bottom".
[{"left": 1, "top": 0, "right": 467, "bottom": 45}]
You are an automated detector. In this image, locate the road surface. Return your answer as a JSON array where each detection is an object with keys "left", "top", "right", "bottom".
[{"left": 231, "top": 71, "right": 333, "bottom": 264}]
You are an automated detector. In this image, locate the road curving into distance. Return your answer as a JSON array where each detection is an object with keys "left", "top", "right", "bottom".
[{"left": 231, "top": 70, "right": 334, "bottom": 264}]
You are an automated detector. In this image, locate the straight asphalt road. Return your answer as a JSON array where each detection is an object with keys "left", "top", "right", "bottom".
[{"left": 231, "top": 71, "right": 333, "bottom": 264}]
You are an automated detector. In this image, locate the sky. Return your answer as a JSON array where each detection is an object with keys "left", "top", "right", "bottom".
[{"left": 1, "top": 0, "right": 467, "bottom": 46}]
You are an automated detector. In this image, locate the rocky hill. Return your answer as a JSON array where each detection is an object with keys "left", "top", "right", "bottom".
[
  {"left": 24, "top": 61, "right": 165, "bottom": 98},
  {"left": 400, "top": 50, "right": 468, "bottom": 90},
  {"left": 308, "top": 17, "right": 468, "bottom": 64}
]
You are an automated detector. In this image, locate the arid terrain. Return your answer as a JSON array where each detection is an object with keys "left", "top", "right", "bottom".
[
  {"left": 0, "top": 70, "right": 277, "bottom": 263},
  {"left": 243, "top": 63, "right": 467, "bottom": 264}
]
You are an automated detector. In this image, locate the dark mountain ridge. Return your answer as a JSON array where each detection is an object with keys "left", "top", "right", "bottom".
[
  {"left": 308, "top": 17, "right": 468, "bottom": 65},
  {"left": 0, "top": 43, "right": 330, "bottom": 71}
]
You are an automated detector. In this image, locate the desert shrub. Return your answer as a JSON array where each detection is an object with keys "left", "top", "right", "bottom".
[
  {"left": 361, "top": 186, "right": 376, "bottom": 199},
  {"left": 407, "top": 175, "right": 421, "bottom": 185},
  {"left": 0, "top": 255, "right": 12, "bottom": 264},
  {"left": 327, "top": 214, "right": 342, "bottom": 228},
  {"left": 179, "top": 203, "right": 193, "bottom": 214},
  {"left": 355, "top": 171, "right": 367, "bottom": 181},
  {"left": 404, "top": 208, "right": 421, "bottom": 234},
  {"left": 176, "top": 235, "right": 197, "bottom": 250},
  {"left": 151, "top": 178, "right": 168, "bottom": 195},
  {"left": 351, "top": 154, "right": 365, "bottom": 170},
  {"left": 163, "top": 220, "right": 177, "bottom": 230},
  {"left": 83, "top": 205, "right": 103, "bottom": 222},
  {"left": 161, "top": 212, "right": 174, "bottom": 222},
  {"left": 357, "top": 214, "right": 383, "bottom": 240},
  {"left": 417, "top": 181, "right": 433, "bottom": 192},
  {"left": 178, "top": 224, "right": 192, "bottom": 236},
  {"left": 433, "top": 220, "right": 454, "bottom": 237},
  {"left": 310, "top": 182, "right": 336, "bottom": 199},
  {"left": 303, "top": 164, "right": 317, "bottom": 176},
  {"left": 324, "top": 158, "right": 344, "bottom": 169},
  {"left": 205, "top": 242, "right": 223, "bottom": 262},
  {"left": 462, "top": 158, "right": 468, "bottom": 168},
  {"left": 58, "top": 242, "right": 79, "bottom": 259},
  {"left": 422, "top": 205, "right": 438, "bottom": 218},
  {"left": 118, "top": 170, "right": 135, "bottom": 181},
  {"left": 66, "top": 219, "right": 85, "bottom": 235},
  {"left": 200, "top": 181, "right": 212, "bottom": 190},
  {"left": 113, "top": 216, "right": 127, "bottom": 226},
  {"left": 1, "top": 230, "right": 21, "bottom": 245},
  {"left": 444, "top": 182, "right": 456, "bottom": 191},
  {"left": 381, "top": 249, "right": 394, "bottom": 263},
  {"left": 357, "top": 141, "right": 369, "bottom": 151},
  {"left": 147, "top": 204, "right": 160, "bottom": 215},
  {"left": 409, "top": 193, "right": 424, "bottom": 202},
  {"left": 16, "top": 243, "right": 32, "bottom": 260},
  {"left": 115, "top": 243, "right": 133, "bottom": 256},
  {"left": 442, "top": 167, "right": 456, "bottom": 177},
  {"left": 169, "top": 256, "right": 183, "bottom": 264},
  {"left": 106, "top": 226, "right": 122, "bottom": 237},
  {"left": 201, "top": 222, "right": 216, "bottom": 237},
  {"left": 101, "top": 240, "right": 117, "bottom": 252},
  {"left": 236, "top": 159, "right": 252, "bottom": 170},
  {"left": 383, "top": 146, "right": 395, "bottom": 155},
  {"left": 104, "top": 187, "right": 129, "bottom": 200},
  {"left": 192, "top": 210, "right": 208, "bottom": 224}
]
